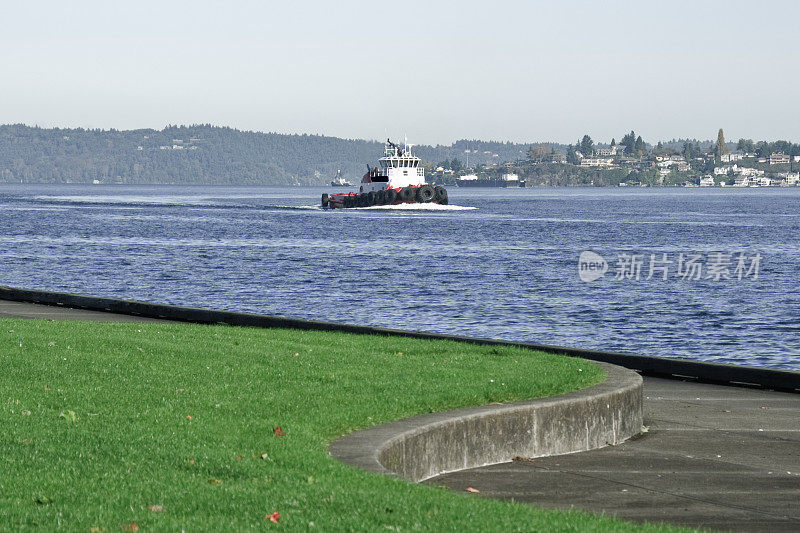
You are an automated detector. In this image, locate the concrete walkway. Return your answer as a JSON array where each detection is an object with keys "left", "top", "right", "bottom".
[
  {"left": 0, "top": 299, "right": 166, "bottom": 322},
  {"left": 429, "top": 377, "right": 800, "bottom": 532},
  {"left": 4, "top": 299, "right": 799, "bottom": 531}
]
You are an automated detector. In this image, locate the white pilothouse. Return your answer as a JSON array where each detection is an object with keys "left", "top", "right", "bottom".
[
  {"left": 360, "top": 139, "right": 426, "bottom": 193},
  {"left": 322, "top": 139, "right": 448, "bottom": 208}
]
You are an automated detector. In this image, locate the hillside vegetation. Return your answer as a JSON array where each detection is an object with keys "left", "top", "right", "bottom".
[{"left": 0, "top": 124, "right": 531, "bottom": 185}]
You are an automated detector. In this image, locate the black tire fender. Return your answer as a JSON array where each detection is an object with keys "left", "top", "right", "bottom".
[
  {"left": 416, "top": 184, "right": 435, "bottom": 203},
  {"left": 434, "top": 186, "right": 448, "bottom": 205},
  {"left": 399, "top": 187, "right": 415, "bottom": 202}
]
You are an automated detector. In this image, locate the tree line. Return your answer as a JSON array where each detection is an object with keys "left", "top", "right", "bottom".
[
  {"left": 0, "top": 125, "right": 535, "bottom": 185},
  {"left": 2, "top": 124, "right": 796, "bottom": 186}
]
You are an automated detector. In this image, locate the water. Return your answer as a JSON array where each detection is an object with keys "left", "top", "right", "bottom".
[{"left": 2, "top": 184, "right": 799, "bottom": 370}]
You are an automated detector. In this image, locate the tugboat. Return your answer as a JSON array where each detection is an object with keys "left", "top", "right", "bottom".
[
  {"left": 321, "top": 139, "right": 448, "bottom": 209},
  {"left": 330, "top": 170, "right": 354, "bottom": 187}
]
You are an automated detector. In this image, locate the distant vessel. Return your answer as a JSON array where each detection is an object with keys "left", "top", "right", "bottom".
[
  {"left": 503, "top": 173, "right": 520, "bottom": 187},
  {"left": 457, "top": 173, "right": 519, "bottom": 187},
  {"left": 322, "top": 139, "right": 448, "bottom": 209},
  {"left": 457, "top": 174, "right": 480, "bottom": 186},
  {"left": 330, "top": 170, "right": 353, "bottom": 187}
]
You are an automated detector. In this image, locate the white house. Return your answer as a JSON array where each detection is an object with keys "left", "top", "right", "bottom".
[
  {"left": 596, "top": 146, "right": 621, "bottom": 156},
  {"left": 656, "top": 159, "right": 690, "bottom": 174},
  {"left": 736, "top": 167, "right": 764, "bottom": 177},
  {"left": 713, "top": 166, "right": 732, "bottom": 175},
  {"left": 699, "top": 175, "right": 715, "bottom": 187},
  {"left": 580, "top": 158, "right": 614, "bottom": 167},
  {"left": 721, "top": 153, "right": 744, "bottom": 162}
]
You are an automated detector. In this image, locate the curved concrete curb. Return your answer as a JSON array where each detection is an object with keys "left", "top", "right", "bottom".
[{"left": 329, "top": 362, "right": 642, "bottom": 482}]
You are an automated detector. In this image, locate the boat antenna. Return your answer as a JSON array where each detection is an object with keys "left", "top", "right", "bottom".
[{"left": 387, "top": 139, "right": 404, "bottom": 156}]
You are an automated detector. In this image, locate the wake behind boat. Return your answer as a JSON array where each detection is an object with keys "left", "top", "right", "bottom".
[{"left": 321, "top": 139, "right": 448, "bottom": 209}]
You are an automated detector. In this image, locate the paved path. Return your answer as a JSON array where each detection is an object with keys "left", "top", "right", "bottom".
[
  {"left": 429, "top": 377, "right": 800, "bottom": 532},
  {"left": 4, "top": 300, "right": 799, "bottom": 531},
  {"left": 0, "top": 299, "right": 166, "bottom": 322}
]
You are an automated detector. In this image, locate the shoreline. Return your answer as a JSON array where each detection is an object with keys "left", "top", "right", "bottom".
[{"left": 2, "top": 285, "right": 798, "bottom": 392}]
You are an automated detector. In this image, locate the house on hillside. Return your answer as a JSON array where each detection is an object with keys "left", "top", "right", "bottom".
[
  {"left": 770, "top": 152, "right": 790, "bottom": 165},
  {"left": 580, "top": 158, "right": 614, "bottom": 167},
  {"left": 721, "top": 152, "right": 743, "bottom": 162},
  {"left": 595, "top": 146, "right": 622, "bottom": 156},
  {"left": 737, "top": 167, "right": 764, "bottom": 177}
]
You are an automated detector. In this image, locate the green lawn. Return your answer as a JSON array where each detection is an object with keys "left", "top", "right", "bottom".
[{"left": 1, "top": 318, "right": 681, "bottom": 531}]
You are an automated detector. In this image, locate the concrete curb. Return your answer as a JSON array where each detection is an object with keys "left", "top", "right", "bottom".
[{"left": 329, "top": 362, "right": 642, "bottom": 482}]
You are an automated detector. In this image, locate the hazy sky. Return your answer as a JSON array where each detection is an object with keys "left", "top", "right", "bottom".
[{"left": 1, "top": 0, "right": 798, "bottom": 145}]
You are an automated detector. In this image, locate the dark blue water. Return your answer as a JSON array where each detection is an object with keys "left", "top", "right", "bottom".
[{"left": 2, "top": 184, "right": 799, "bottom": 370}]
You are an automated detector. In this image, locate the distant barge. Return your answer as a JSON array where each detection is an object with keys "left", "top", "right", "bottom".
[{"left": 457, "top": 173, "right": 520, "bottom": 187}]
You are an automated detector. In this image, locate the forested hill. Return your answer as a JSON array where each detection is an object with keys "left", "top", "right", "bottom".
[{"left": 0, "top": 124, "right": 534, "bottom": 185}]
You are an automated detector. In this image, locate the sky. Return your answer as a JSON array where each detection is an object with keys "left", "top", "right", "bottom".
[{"left": 1, "top": 0, "right": 798, "bottom": 145}]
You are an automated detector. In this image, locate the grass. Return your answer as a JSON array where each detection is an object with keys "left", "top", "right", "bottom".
[{"left": 0, "top": 318, "right": 683, "bottom": 531}]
